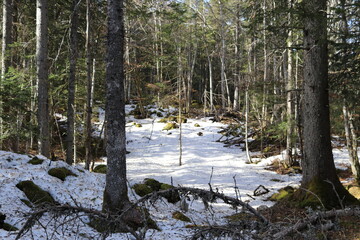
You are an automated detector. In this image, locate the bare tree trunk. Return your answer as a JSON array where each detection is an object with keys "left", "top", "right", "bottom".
[
  {"left": 177, "top": 45, "right": 183, "bottom": 166},
  {"left": 66, "top": 0, "right": 79, "bottom": 165},
  {"left": 245, "top": 87, "right": 252, "bottom": 163},
  {"left": 36, "top": 0, "right": 50, "bottom": 158},
  {"left": 1, "top": 0, "right": 13, "bottom": 148},
  {"left": 207, "top": 51, "right": 214, "bottom": 113},
  {"left": 103, "top": 0, "right": 131, "bottom": 213},
  {"left": 284, "top": 30, "right": 295, "bottom": 167},
  {"left": 219, "top": 0, "right": 226, "bottom": 110},
  {"left": 84, "top": 0, "right": 92, "bottom": 170},
  {"left": 343, "top": 102, "right": 360, "bottom": 183}
]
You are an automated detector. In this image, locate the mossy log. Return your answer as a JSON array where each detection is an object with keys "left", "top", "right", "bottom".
[
  {"left": 16, "top": 181, "right": 56, "bottom": 206},
  {"left": 48, "top": 167, "right": 77, "bottom": 181}
]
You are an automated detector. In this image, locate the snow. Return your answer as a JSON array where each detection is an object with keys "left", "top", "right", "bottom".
[{"left": 0, "top": 105, "right": 355, "bottom": 239}]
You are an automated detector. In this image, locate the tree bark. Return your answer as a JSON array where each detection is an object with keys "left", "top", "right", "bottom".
[
  {"left": 84, "top": 0, "right": 92, "bottom": 170},
  {"left": 300, "top": 0, "right": 358, "bottom": 208},
  {"left": 66, "top": 0, "right": 79, "bottom": 165},
  {"left": 36, "top": 0, "right": 50, "bottom": 158},
  {"left": 103, "top": 0, "right": 130, "bottom": 213}
]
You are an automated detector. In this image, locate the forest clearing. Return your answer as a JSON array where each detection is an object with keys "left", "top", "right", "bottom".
[
  {"left": 1, "top": 0, "right": 359, "bottom": 239},
  {"left": 0, "top": 105, "right": 360, "bottom": 239}
]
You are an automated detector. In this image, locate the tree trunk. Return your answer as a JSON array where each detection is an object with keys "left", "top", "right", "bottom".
[
  {"left": 66, "top": 0, "right": 79, "bottom": 165},
  {"left": 103, "top": 0, "right": 130, "bottom": 213},
  {"left": 36, "top": 0, "right": 50, "bottom": 158},
  {"left": 343, "top": 102, "right": 360, "bottom": 183},
  {"left": 85, "top": 0, "right": 92, "bottom": 170},
  {"left": 1, "top": 0, "right": 13, "bottom": 148},
  {"left": 298, "top": 0, "right": 358, "bottom": 208}
]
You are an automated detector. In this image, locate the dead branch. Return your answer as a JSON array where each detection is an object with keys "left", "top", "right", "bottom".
[{"left": 270, "top": 208, "right": 360, "bottom": 240}]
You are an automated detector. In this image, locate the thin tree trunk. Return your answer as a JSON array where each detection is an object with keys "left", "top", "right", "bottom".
[
  {"left": 207, "top": 51, "right": 214, "bottom": 113},
  {"left": 36, "top": 0, "right": 50, "bottom": 158},
  {"left": 66, "top": 0, "right": 79, "bottom": 165},
  {"left": 85, "top": 0, "right": 92, "bottom": 170},
  {"left": 343, "top": 102, "right": 360, "bottom": 183},
  {"left": 245, "top": 87, "right": 252, "bottom": 163},
  {"left": 285, "top": 29, "right": 294, "bottom": 167},
  {"left": 1, "top": 0, "right": 13, "bottom": 148}
]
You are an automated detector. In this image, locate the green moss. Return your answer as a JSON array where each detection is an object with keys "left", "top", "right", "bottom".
[
  {"left": 160, "top": 184, "right": 180, "bottom": 203},
  {"left": 158, "top": 118, "right": 168, "bottom": 123},
  {"left": 134, "top": 123, "right": 142, "bottom": 127},
  {"left": 162, "top": 122, "right": 179, "bottom": 131},
  {"left": 1, "top": 223, "right": 18, "bottom": 231},
  {"left": 270, "top": 186, "right": 294, "bottom": 201},
  {"left": 132, "top": 183, "right": 153, "bottom": 197},
  {"left": 16, "top": 181, "right": 56, "bottom": 206},
  {"left": 28, "top": 157, "right": 44, "bottom": 165},
  {"left": 172, "top": 211, "right": 191, "bottom": 222},
  {"left": 48, "top": 167, "right": 77, "bottom": 181},
  {"left": 194, "top": 123, "right": 201, "bottom": 127},
  {"left": 291, "top": 178, "right": 360, "bottom": 209},
  {"left": 144, "top": 178, "right": 161, "bottom": 191},
  {"left": 93, "top": 164, "right": 107, "bottom": 174},
  {"left": 20, "top": 199, "right": 33, "bottom": 208}
]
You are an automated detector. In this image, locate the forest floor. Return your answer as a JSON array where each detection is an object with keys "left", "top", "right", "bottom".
[{"left": 0, "top": 104, "right": 359, "bottom": 239}]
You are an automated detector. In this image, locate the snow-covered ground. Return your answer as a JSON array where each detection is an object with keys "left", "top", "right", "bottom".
[{"left": 0, "top": 105, "right": 354, "bottom": 239}]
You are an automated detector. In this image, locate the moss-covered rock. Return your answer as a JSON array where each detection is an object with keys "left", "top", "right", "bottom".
[
  {"left": 16, "top": 181, "right": 56, "bottom": 206},
  {"left": 144, "top": 178, "right": 161, "bottom": 191},
  {"left": 160, "top": 183, "right": 180, "bottom": 203},
  {"left": 132, "top": 183, "right": 153, "bottom": 197},
  {"left": 158, "top": 118, "right": 168, "bottom": 123},
  {"left": 270, "top": 186, "right": 294, "bottom": 201},
  {"left": 48, "top": 167, "right": 77, "bottom": 181},
  {"left": 20, "top": 199, "right": 33, "bottom": 208},
  {"left": 134, "top": 123, "right": 142, "bottom": 127},
  {"left": 163, "top": 122, "right": 179, "bottom": 131},
  {"left": 93, "top": 164, "right": 107, "bottom": 174},
  {"left": 172, "top": 211, "right": 191, "bottom": 222},
  {"left": 28, "top": 156, "right": 44, "bottom": 165},
  {"left": 194, "top": 123, "right": 201, "bottom": 127}
]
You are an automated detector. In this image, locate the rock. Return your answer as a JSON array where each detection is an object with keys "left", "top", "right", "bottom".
[
  {"left": 93, "top": 164, "right": 107, "bottom": 174},
  {"left": 16, "top": 181, "right": 56, "bottom": 206},
  {"left": 132, "top": 183, "right": 153, "bottom": 197},
  {"left": 144, "top": 178, "right": 161, "bottom": 191},
  {"left": 160, "top": 183, "right": 180, "bottom": 203},
  {"left": 269, "top": 186, "right": 294, "bottom": 201},
  {"left": 194, "top": 123, "right": 201, "bottom": 127},
  {"left": 163, "top": 122, "right": 179, "bottom": 131},
  {"left": 28, "top": 156, "right": 44, "bottom": 165},
  {"left": 48, "top": 167, "right": 77, "bottom": 181}
]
